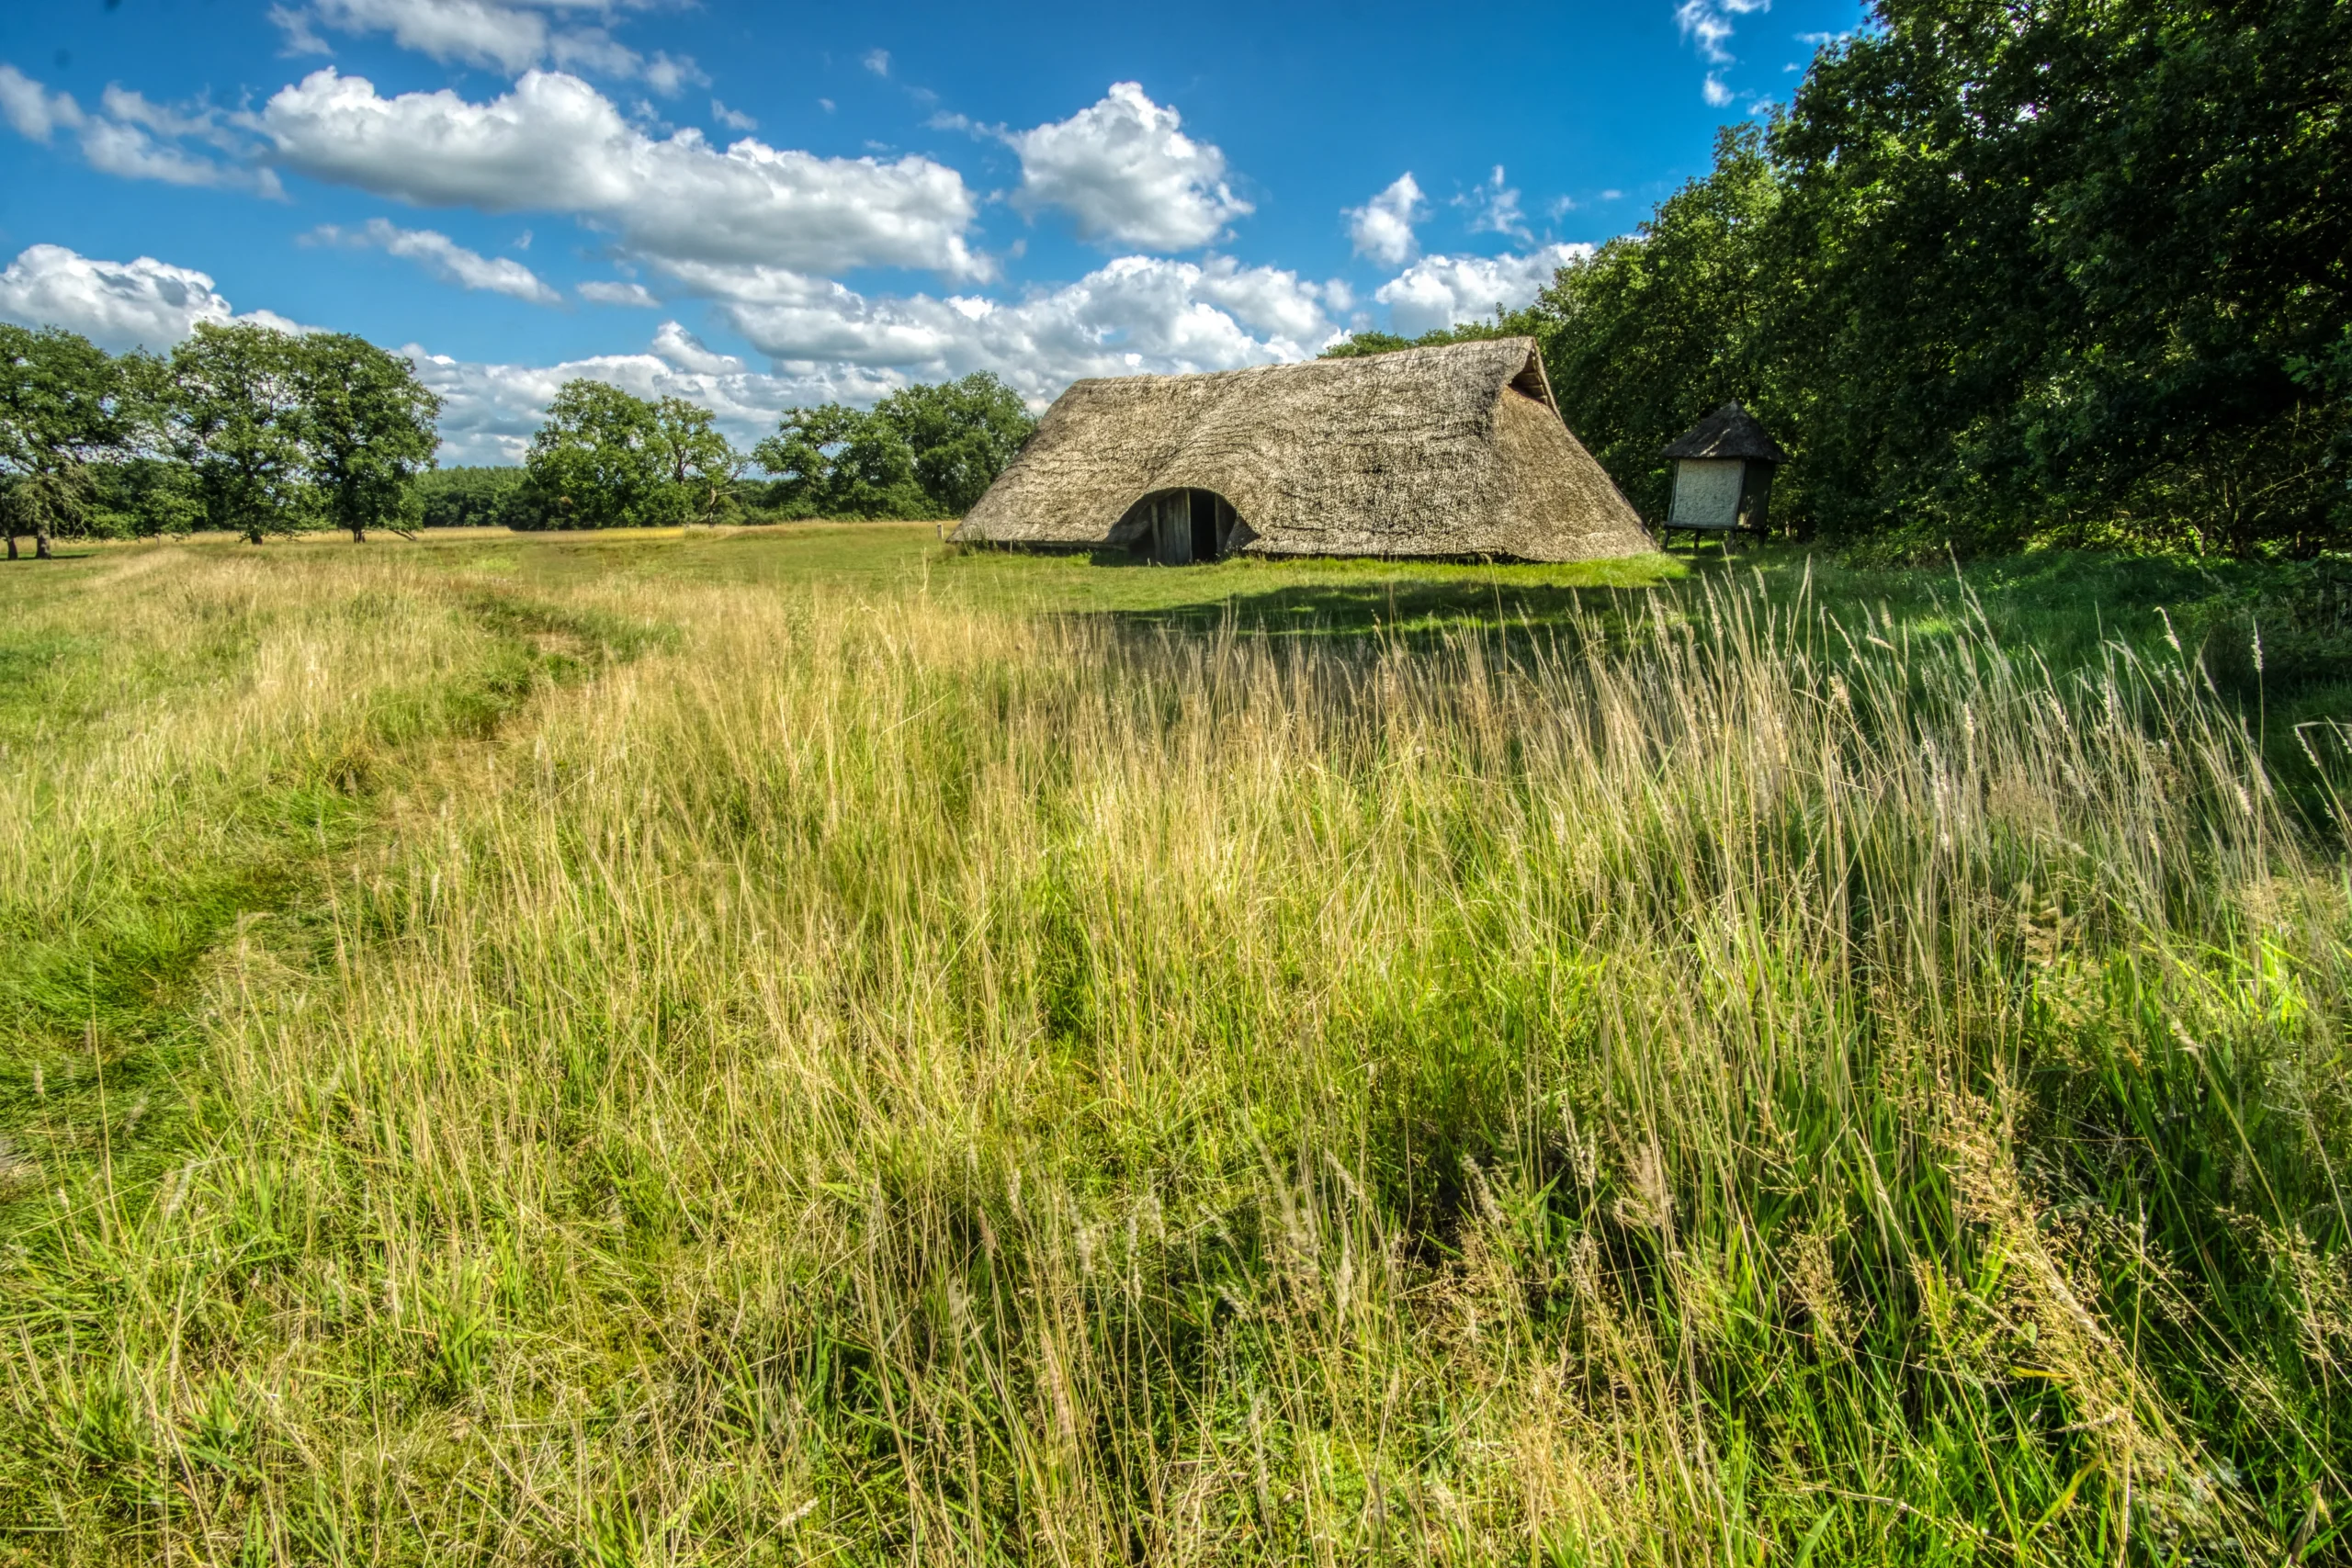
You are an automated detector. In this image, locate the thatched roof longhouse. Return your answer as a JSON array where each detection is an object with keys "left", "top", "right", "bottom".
[{"left": 953, "top": 337, "right": 1654, "bottom": 562}]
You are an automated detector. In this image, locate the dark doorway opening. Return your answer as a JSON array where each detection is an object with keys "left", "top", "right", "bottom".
[
  {"left": 1126, "top": 488, "right": 1240, "bottom": 565},
  {"left": 1189, "top": 490, "right": 1221, "bottom": 563}
]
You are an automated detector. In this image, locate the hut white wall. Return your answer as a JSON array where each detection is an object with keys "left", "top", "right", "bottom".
[{"left": 1668, "top": 458, "right": 1746, "bottom": 529}]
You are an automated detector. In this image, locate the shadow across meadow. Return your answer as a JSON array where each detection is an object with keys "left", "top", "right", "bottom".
[{"left": 1075, "top": 575, "right": 1668, "bottom": 657}]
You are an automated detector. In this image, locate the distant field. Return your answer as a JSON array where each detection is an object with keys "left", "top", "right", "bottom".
[{"left": 1, "top": 526, "right": 2346, "bottom": 1564}]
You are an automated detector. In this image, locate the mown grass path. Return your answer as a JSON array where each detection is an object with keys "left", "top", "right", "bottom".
[{"left": 0, "top": 543, "right": 658, "bottom": 1296}]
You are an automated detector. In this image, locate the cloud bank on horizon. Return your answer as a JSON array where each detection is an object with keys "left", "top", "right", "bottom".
[{"left": 0, "top": 0, "right": 1826, "bottom": 461}]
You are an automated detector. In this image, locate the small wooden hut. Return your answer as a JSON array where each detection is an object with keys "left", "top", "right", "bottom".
[
  {"left": 953, "top": 337, "right": 1653, "bottom": 563},
  {"left": 1661, "top": 401, "right": 1785, "bottom": 542}
]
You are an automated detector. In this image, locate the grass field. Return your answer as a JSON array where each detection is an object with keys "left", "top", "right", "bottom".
[{"left": 2, "top": 525, "right": 2347, "bottom": 1565}]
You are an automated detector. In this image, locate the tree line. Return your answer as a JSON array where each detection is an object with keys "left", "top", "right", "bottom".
[
  {"left": 0, "top": 321, "right": 440, "bottom": 555},
  {"left": 502, "top": 371, "right": 1034, "bottom": 529},
  {"left": 1341, "top": 0, "right": 2350, "bottom": 559},
  {"left": 2, "top": 320, "right": 1037, "bottom": 552}
]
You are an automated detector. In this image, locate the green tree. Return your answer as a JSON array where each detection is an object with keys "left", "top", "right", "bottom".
[
  {"left": 752, "top": 402, "right": 859, "bottom": 517},
  {"left": 518, "top": 380, "right": 668, "bottom": 530},
  {"left": 88, "top": 457, "right": 207, "bottom": 538},
  {"left": 164, "top": 322, "right": 313, "bottom": 544},
  {"left": 1776, "top": 0, "right": 2351, "bottom": 554},
  {"left": 650, "top": 396, "right": 742, "bottom": 525},
  {"left": 1318, "top": 331, "right": 1414, "bottom": 359},
  {"left": 297, "top": 333, "right": 442, "bottom": 543},
  {"left": 0, "top": 324, "right": 132, "bottom": 559},
  {"left": 873, "top": 373, "right": 1037, "bottom": 515},
  {"left": 1318, "top": 320, "right": 1526, "bottom": 361},
  {"left": 752, "top": 374, "right": 1033, "bottom": 521},
  {"left": 752, "top": 402, "right": 930, "bottom": 519},
  {"left": 1531, "top": 126, "right": 1788, "bottom": 527}
]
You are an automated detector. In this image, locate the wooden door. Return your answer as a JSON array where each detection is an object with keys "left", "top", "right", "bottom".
[{"left": 1153, "top": 492, "right": 1193, "bottom": 564}]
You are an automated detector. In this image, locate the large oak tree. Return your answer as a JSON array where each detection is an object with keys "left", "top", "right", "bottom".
[{"left": 0, "top": 324, "right": 133, "bottom": 559}]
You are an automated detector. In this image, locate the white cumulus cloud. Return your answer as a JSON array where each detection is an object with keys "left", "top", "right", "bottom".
[
  {"left": 1346, "top": 173, "right": 1424, "bottom": 267},
  {"left": 1, "top": 65, "right": 281, "bottom": 196},
  {"left": 687, "top": 253, "right": 1336, "bottom": 403},
  {"left": 1373, "top": 244, "right": 1591, "bottom": 337},
  {"left": 0, "top": 244, "right": 306, "bottom": 351},
  {"left": 261, "top": 68, "right": 987, "bottom": 278},
  {"left": 273, "top": 0, "right": 702, "bottom": 93},
  {"left": 1461, "top": 165, "right": 1529, "bottom": 240},
  {"left": 311, "top": 218, "right": 563, "bottom": 304},
  {"left": 650, "top": 319, "right": 743, "bottom": 374},
  {"left": 1008, "top": 83, "right": 1250, "bottom": 252},
  {"left": 1, "top": 63, "right": 82, "bottom": 141},
  {"left": 1676, "top": 0, "right": 1770, "bottom": 65},
  {"left": 579, "top": 278, "right": 661, "bottom": 307},
  {"left": 0, "top": 233, "right": 1365, "bottom": 466},
  {"left": 409, "top": 337, "right": 911, "bottom": 463}
]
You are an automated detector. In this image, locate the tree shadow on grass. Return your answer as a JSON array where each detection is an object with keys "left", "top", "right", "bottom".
[
  {"left": 1085, "top": 578, "right": 1666, "bottom": 654},
  {"left": 1072, "top": 570, "right": 1712, "bottom": 658}
]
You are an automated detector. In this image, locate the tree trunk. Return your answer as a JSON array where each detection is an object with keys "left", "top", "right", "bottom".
[
  {"left": 351, "top": 525, "right": 368, "bottom": 543},
  {"left": 5, "top": 533, "right": 17, "bottom": 560},
  {"left": 34, "top": 523, "right": 51, "bottom": 559}
]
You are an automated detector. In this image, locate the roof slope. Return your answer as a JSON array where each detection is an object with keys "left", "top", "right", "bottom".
[
  {"left": 1662, "top": 400, "right": 1787, "bottom": 462},
  {"left": 953, "top": 337, "right": 1653, "bottom": 562}
]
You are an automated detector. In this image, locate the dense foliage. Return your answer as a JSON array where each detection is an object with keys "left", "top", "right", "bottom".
[
  {"left": 163, "top": 325, "right": 323, "bottom": 545},
  {"left": 1, "top": 321, "right": 441, "bottom": 549},
  {"left": 515, "top": 380, "right": 741, "bottom": 531},
  {"left": 298, "top": 333, "right": 444, "bottom": 543},
  {"left": 753, "top": 372, "right": 1035, "bottom": 519},
  {"left": 410, "top": 464, "right": 529, "bottom": 529},
  {"left": 1318, "top": 321, "right": 1524, "bottom": 360},
  {"left": 0, "top": 324, "right": 137, "bottom": 558},
  {"left": 1527, "top": 0, "right": 2352, "bottom": 558}
]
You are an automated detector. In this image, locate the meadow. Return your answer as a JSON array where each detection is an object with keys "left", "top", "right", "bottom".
[{"left": 1, "top": 525, "right": 2346, "bottom": 1565}]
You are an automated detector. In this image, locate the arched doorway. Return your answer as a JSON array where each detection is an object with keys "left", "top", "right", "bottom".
[{"left": 1123, "top": 488, "right": 1239, "bottom": 565}]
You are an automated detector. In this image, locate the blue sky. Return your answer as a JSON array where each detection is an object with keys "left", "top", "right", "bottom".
[{"left": 0, "top": 0, "right": 1865, "bottom": 460}]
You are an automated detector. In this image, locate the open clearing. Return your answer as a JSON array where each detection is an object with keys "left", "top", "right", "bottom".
[{"left": 1, "top": 525, "right": 2346, "bottom": 1565}]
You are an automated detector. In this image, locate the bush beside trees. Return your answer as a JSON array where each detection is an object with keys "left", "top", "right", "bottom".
[
  {"left": 1319, "top": 321, "right": 1524, "bottom": 361},
  {"left": 88, "top": 457, "right": 207, "bottom": 538}
]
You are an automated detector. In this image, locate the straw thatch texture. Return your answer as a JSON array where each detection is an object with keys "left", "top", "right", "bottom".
[
  {"left": 1662, "top": 401, "right": 1787, "bottom": 463},
  {"left": 953, "top": 337, "right": 1654, "bottom": 562}
]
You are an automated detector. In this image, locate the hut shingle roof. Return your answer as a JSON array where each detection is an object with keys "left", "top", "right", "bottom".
[
  {"left": 952, "top": 337, "right": 1654, "bottom": 562},
  {"left": 1661, "top": 401, "right": 1786, "bottom": 462}
]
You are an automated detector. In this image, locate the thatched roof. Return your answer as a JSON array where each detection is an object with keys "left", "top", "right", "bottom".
[
  {"left": 953, "top": 337, "right": 1654, "bottom": 562},
  {"left": 1662, "top": 401, "right": 1786, "bottom": 463}
]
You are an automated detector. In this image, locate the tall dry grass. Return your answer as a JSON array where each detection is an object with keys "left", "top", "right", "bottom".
[{"left": 2, "top": 547, "right": 2346, "bottom": 1564}]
